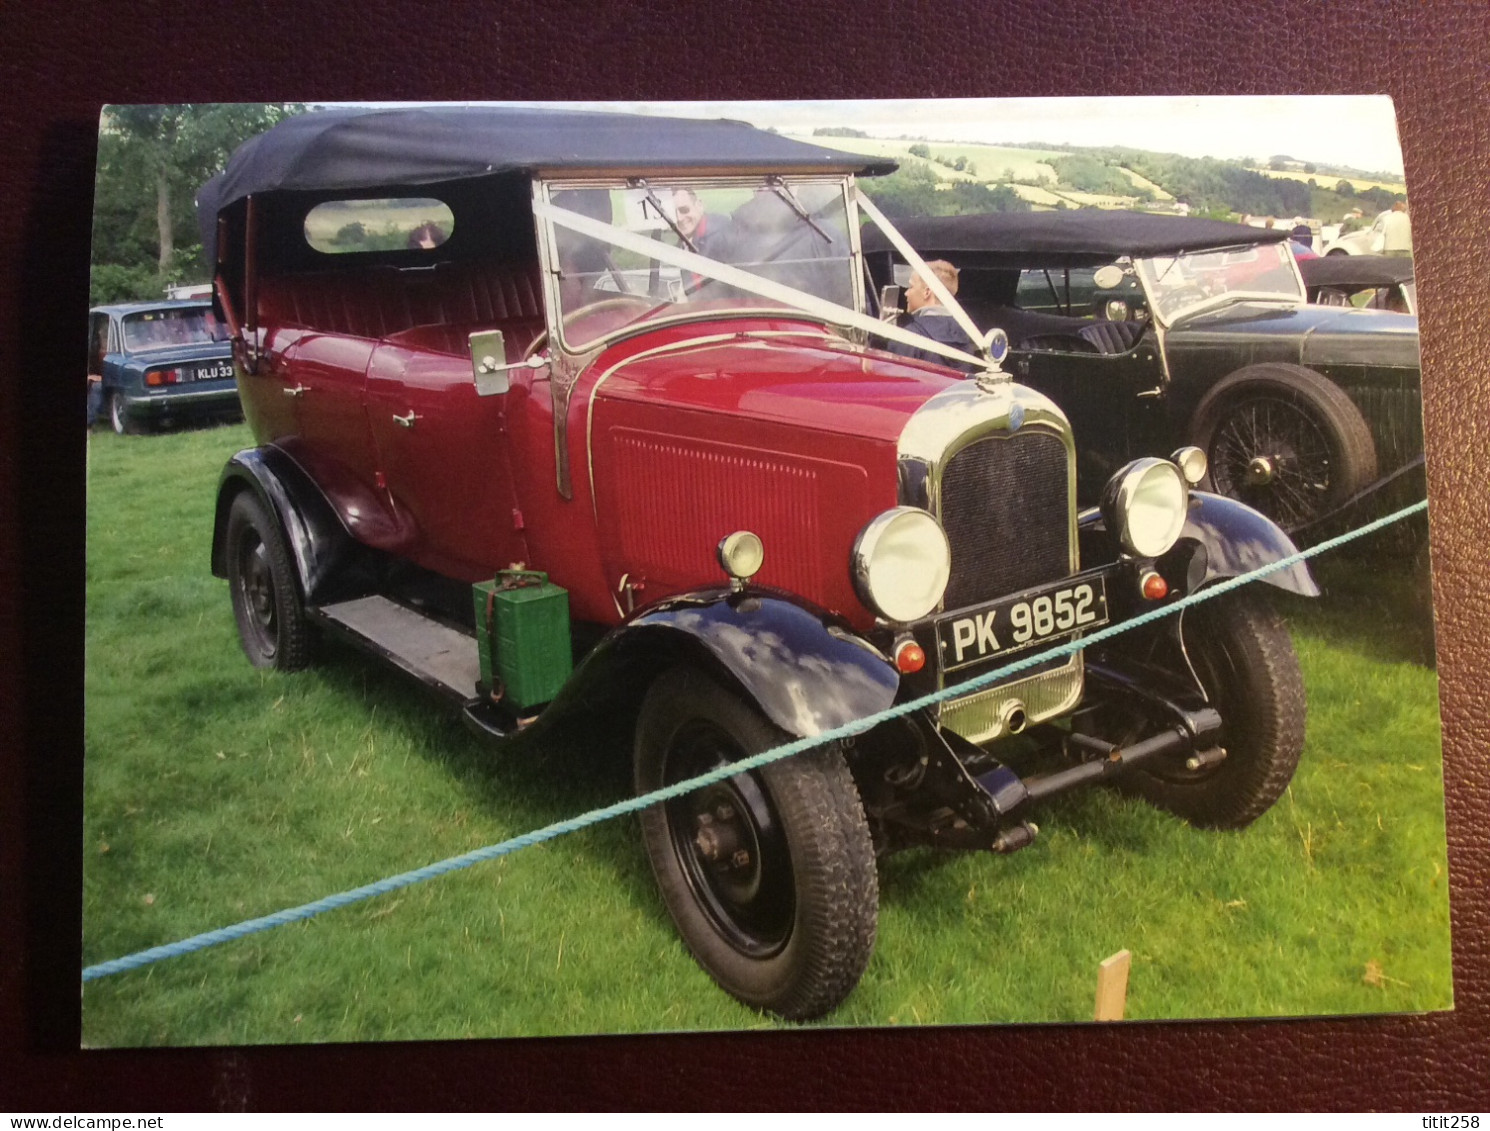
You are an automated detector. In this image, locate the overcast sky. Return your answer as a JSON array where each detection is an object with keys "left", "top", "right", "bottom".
[{"left": 411, "top": 97, "right": 1405, "bottom": 178}]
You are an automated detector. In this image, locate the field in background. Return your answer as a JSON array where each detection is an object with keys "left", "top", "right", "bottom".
[
  {"left": 1253, "top": 168, "right": 1408, "bottom": 194},
  {"left": 82, "top": 424, "right": 1451, "bottom": 1045},
  {"left": 798, "top": 136, "right": 1184, "bottom": 211},
  {"left": 794, "top": 135, "right": 1064, "bottom": 182}
]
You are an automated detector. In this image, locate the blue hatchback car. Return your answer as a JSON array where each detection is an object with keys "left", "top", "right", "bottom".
[{"left": 87, "top": 300, "right": 240, "bottom": 433}]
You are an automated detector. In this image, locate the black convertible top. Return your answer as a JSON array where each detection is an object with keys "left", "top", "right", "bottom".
[
  {"left": 199, "top": 105, "right": 893, "bottom": 220},
  {"left": 1298, "top": 254, "right": 1414, "bottom": 290},
  {"left": 862, "top": 209, "right": 1290, "bottom": 269}
]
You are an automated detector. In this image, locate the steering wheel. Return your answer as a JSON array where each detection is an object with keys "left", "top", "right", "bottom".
[
  {"left": 560, "top": 296, "right": 654, "bottom": 342},
  {"left": 1160, "top": 284, "right": 1209, "bottom": 311}
]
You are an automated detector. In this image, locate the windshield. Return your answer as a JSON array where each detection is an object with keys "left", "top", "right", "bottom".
[
  {"left": 122, "top": 307, "right": 230, "bottom": 352},
  {"left": 1135, "top": 242, "right": 1304, "bottom": 324},
  {"left": 541, "top": 177, "right": 860, "bottom": 351}
]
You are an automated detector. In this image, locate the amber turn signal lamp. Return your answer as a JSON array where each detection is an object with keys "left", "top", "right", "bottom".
[
  {"left": 894, "top": 639, "right": 926, "bottom": 674},
  {"left": 1140, "top": 570, "right": 1169, "bottom": 600}
]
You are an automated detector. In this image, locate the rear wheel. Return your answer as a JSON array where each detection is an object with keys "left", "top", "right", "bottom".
[
  {"left": 635, "top": 668, "right": 877, "bottom": 1020},
  {"left": 108, "top": 392, "right": 144, "bottom": 435},
  {"left": 225, "top": 492, "right": 311, "bottom": 671},
  {"left": 1123, "top": 592, "right": 1305, "bottom": 828},
  {"left": 1190, "top": 362, "right": 1376, "bottom": 533}
]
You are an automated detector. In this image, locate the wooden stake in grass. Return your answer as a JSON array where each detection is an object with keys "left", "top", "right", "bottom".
[{"left": 1094, "top": 949, "right": 1132, "bottom": 1022}]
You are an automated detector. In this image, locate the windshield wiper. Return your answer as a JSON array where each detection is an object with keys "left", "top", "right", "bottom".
[
  {"left": 766, "top": 176, "right": 834, "bottom": 245},
  {"left": 629, "top": 178, "right": 697, "bottom": 254}
]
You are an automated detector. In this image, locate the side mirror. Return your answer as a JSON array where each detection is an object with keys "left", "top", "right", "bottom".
[
  {"left": 469, "top": 329, "right": 548, "bottom": 396},
  {"left": 878, "top": 284, "right": 902, "bottom": 322}
]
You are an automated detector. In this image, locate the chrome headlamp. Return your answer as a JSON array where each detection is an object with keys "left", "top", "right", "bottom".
[
  {"left": 851, "top": 507, "right": 951, "bottom": 623},
  {"left": 1100, "top": 458, "right": 1189, "bottom": 559},
  {"left": 717, "top": 530, "right": 764, "bottom": 584}
]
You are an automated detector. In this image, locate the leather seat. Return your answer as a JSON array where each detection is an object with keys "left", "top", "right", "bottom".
[{"left": 1076, "top": 319, "right": 1144, "bottom": 355}]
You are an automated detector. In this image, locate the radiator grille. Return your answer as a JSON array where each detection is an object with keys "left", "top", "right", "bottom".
[{"left": 939, "top": 430, "right": 1071, "bottom": 612}]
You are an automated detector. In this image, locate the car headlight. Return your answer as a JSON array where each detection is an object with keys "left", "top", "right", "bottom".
[
  {"left": 851, "top": 507, "right": 951, "bottom": 623},
  {"left": 1100, "top": 458, "right": 1189, "bottom": 559}
]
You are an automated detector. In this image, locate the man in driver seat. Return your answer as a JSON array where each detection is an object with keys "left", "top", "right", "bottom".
[{"left": 888, "top": 259, "right": 979, "bottom": 374}]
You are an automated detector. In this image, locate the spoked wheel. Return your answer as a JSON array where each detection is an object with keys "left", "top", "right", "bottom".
[
  {"left": 635, "top": 668, "right": 877, "bottom": 1020},
  {"left": 1121, "top": 592, "right": 1306, "bottom": 829},
  {"left": 225, "top": 492, "right": 311, "bottom": 671},
  {"left": 1191, "top": 363, "right": 1376, "bottom": 533}
]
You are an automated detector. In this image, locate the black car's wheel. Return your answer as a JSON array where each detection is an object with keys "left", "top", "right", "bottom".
[
  {"left": 1191, "top": 362, "right": 1376, "bottom": 532},
  {"left": 108, "top": 392, "right": 144, "bottom": 435},
  {"left": 225, "top": 492, "right": 311, "bottom": 671},
  {"left": 634, "top": 668, "right": 878, "bottom": 1020},
  {"left": 1122, "top": 592, "right": 1306, "bottom": 829}
]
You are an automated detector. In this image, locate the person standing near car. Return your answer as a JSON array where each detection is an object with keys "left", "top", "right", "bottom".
[
  {"left": 672, "top": 188, "right": 730, "bottom": 260},
  {"left": 1289, "top": 223, "right": 1319, "bottom": 260},
  {"left": 672, "top": 187, "right": 733, "bottom": 296},
  {"left": 1381, "top": 199, "right": 1413, "bottom": 257},
  {"left": 887, "top": 260, "right": 980, "bottom": 374}
]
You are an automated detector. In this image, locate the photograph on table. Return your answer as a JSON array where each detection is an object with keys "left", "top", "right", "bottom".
[{"left": 81, "top": 96, "right": 1446, "bottom": 1045}]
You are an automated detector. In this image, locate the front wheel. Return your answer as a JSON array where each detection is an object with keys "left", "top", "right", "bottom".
[
  {"left": 1123, "top": 592, "right": 1306, "bottom": 829},
  {"left": 635, "top": 668, "right": 878, "bottom": 1021}
]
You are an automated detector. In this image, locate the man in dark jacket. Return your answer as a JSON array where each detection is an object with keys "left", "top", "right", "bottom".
[
  {"left": 673, "top": 188, "right": 731, "bottom": 260},
  {"left": 888, "top": 259, "right": 980, "bottom": 373}
]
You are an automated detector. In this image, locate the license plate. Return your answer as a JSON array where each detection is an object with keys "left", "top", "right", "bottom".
[
  {"left": 192, "top": 362, "right": 234, "bottom": 382},
  {"left": 936, "top": 576, "right": 1109, "bottom": 672}
]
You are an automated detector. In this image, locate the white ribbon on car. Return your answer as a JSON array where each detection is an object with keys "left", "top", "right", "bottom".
[
  {"left": 852, "top": 188, "right": 993, "bottom": 354},
  {"left": 531, "top": 198, "right": 995, "bottom": 373}
]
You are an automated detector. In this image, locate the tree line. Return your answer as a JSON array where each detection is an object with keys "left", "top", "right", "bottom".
[
  {"left": 90, "top": 103, "right": 303, "bottom": 305},
  {"left": 859, "top": 160, "right": 1030, "bottom": 219}
]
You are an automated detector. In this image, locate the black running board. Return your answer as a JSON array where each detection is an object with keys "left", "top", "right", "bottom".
[
  {"left": 311, "top": 595, "right": 482, "bottom": 704},
  {"left": 311, "top": 595, "right": 526, "bottom": 742}
]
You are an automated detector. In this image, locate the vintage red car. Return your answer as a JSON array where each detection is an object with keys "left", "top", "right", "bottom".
[{"left": 200, "top": 106, "right": 1317, "bottom": 1020}]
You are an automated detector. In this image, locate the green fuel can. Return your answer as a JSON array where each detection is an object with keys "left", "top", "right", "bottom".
[{"left": 472, "top": 570, "right": 572, "bottom": 710}]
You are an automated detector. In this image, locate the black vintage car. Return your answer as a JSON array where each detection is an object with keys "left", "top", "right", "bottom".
[{"left": 865, "top": 211, "right": 1424, "bottom": 536}]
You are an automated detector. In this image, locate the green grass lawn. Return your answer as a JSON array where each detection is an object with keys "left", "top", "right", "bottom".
[{"left": 81, "top": 424, "right": 1452, "bottom": 1045}]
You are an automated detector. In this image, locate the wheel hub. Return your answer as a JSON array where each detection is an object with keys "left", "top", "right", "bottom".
[
  {"left": 1246, "top": 455, "right": 1276, "bottom": 486},
  {"left": 663, "top": 729, "right": 793, "bottom": 956},
  {"left": 243, "top": 544, "right": 275, "bottom": 625},
  {"left": 693, "top": 809, "right": 749, "bottom": 868}
]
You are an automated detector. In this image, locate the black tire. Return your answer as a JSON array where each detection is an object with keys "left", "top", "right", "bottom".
[
  {"left": 1190, "top": 362, "right": 1377, "bottom": 533},
  {"left": 108, "top": 392, "right": 144, "bottom": 435},
  {"left": 1123, "top": 592, "right": 1306, "bottom": 829},
  {"left": 225, "top": 491, "right": 311, "bottom": 671},
  {"left": 634, "top": 667, "right": 878, "bottom": 1020}
]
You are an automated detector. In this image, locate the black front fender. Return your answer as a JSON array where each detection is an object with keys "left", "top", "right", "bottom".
[
  {"left": 1081, "top": 490, "right": 1318, "bottom": 599},
  {"left": 550, "top": 590, "right": 900, "bottom": 740},
  {"left": 1181, "top": 490, "right": 1319, "bottom": 597}
]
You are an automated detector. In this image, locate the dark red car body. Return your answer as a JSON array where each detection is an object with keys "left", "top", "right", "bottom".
[{"left": 201, "top": 107, "right": 1317, "bottom": 1021}]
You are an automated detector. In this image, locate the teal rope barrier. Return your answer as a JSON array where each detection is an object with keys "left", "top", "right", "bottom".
[{"left": 81, "top": 499, "right": 1427, "bottom": 983}]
